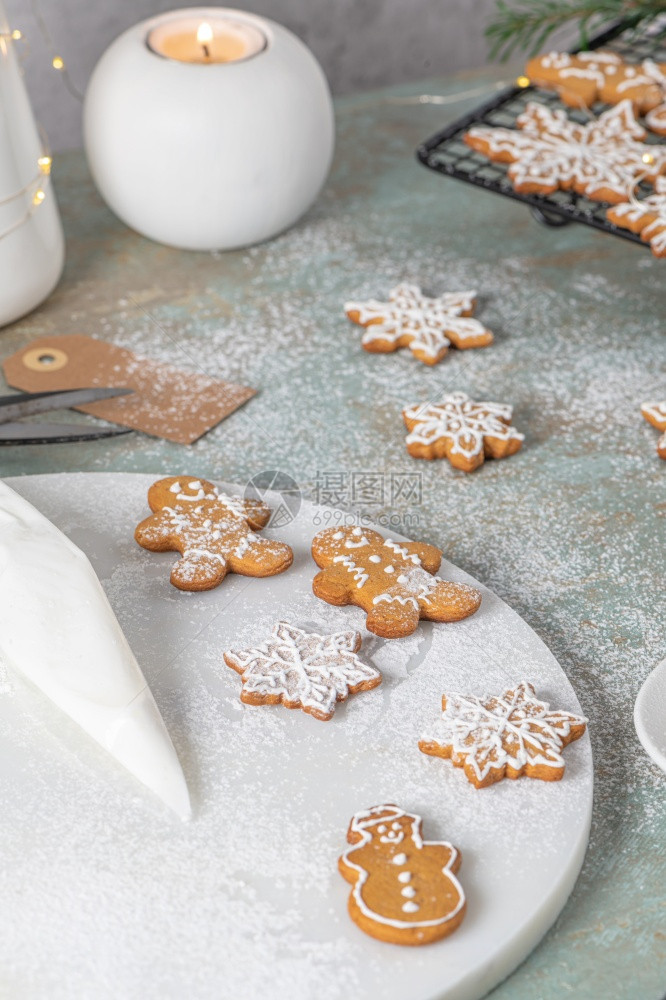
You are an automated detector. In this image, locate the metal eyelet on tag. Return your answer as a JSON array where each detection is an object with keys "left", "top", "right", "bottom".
[{"left": 22, "top": 347, "right": 69, "bottom": 372}]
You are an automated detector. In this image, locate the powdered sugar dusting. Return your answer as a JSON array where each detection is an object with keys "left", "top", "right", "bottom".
[{"left": 0, "top": 473, "right": 592, "bottom": 1000}]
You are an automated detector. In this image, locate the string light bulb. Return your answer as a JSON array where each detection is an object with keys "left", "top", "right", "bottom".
[
  {"left": 37, "top": 155, "right": 52, "bottom": 174},
  {"left": 516, "top": 75, "right": 531, "bottom": 88},
  {"left": 11, "top": 29, "right": 22, "bottom": 40},
  {"left": 52, "top": 55, "right": 64, "bottom": 70},
  {"left": 642, "top": 152, "right": 656, "bottom": 165},
  {"left": 32, "top": 189, "right": 45, "bottom": 206}
]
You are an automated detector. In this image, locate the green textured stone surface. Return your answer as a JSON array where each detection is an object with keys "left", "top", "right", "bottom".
[{"left": 0, "top": 73, "right": 664, "bottom": 1000}]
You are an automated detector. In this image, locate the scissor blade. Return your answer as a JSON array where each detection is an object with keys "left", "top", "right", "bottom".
[
  {"left": 0, "top": 387, "right": 133, "bottom": 423},
  {"left": 0, "top": 422, "right": 133, "bottom": 445}
]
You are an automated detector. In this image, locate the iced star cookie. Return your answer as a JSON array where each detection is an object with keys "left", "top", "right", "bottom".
[
  {"left": 641, "top": 401, "right": 666, "bottom": 458},
  {"left": 338, "top": 804, "right": 466, "bottom": 945},
  {"left": 224, "top": 621, "right": 381, "bottom": 721},
  {"left": 403, "top": 393, "right": 524, "bottom": 473},
  {"left": 344, "top": 282, "right": 493, "bottom": 365},
  {"left": 419, "top": 681, "right": 587, "bottom": 789},
  {"left": 135, "top": 476, "right": 293, "bottom": 591},
  {"left": 464, "top": 100, "right": 666, "bottom": 204},
  {"left": 607, "top": 177, "right": 666, "bottom": 257},
  {"left": 311, "top": 525, "right": 481, "bottom": 639}
]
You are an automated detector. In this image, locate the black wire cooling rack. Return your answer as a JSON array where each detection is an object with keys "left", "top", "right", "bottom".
[{"left": 416, "top": 18, "right": 666, "bottom": 246}]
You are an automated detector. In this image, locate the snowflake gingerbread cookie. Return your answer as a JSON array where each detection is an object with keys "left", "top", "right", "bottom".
[
  {"left": 224, "top": 621, "right": 381, "bottom": 721},
  {"left": 607, "top": 177, "right": 666, "bottom": 257},
  {"left": 641, "top": 401, "right": 666, "bottom": 458},
  {"left": 403, "top": 392, "right": 524, "bottom": 473},
  {"left": 344, "top": 282, "right": 493, "bottom": 366},
  {"left": 465, "top": 100, "right": 666, "bottom": 204},
  {"left": 338, "top": 803, "right": 466, "bottom": 946},
  {"left": 311, "top": 525, "right": 481, "bottom": 639},
  {"left": 135, "top": 476, "right": 293, "bottom": 591},
  {"left": 525, "top": 50, "right": 666, "bottom": 135},
  {"left": 419, "top": 681, "right": 587, "bottom": 789}
]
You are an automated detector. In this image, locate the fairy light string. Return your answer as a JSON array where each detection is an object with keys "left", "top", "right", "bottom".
[{"left": 0, "top": 21, "right": 60, "bottom": 244}]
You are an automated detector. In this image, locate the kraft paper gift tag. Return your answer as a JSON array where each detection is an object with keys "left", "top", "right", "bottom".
[{"left": 3, "top": 335, "right": 255, "bottom": 445}]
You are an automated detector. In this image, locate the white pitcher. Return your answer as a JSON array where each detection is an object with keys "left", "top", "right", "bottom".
[{"left": 0, "top": 1, "right": 64, "bottom": 328}]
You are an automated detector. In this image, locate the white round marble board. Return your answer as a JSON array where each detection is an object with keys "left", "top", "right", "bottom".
[
  {"left": 634, "top": 658, "right": 666, "bottom": 774},
  {"left": 0, "top": 473, "right": 592, "bottom": 1000}
]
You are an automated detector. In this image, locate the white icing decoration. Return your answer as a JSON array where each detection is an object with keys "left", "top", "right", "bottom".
[
  {"left": 0, "top": 481, "right": 190, "bottom": 819},
  {"left": 169, "top": 481, "right": 181, "bottom": 493},
  {"left": 384, "top": 565, "right": 394, "bottom": 573},
  {"left": 225, "top": 622, "right": 380, "bottom": 721},
  {"left": 420, "top": 681, "right": 587, "bottom": 782},
  {"left": 345, "top": 282, "right": 491, "bottom": 361},
  {"left": 384, "top": 539, "right": 422, "bottom": 564},
  {"left": 369, "top": 554, "right": 381, "bottom": 563},
  {"left": 379, "top": 830, "right": 404, "bottom": 844},
  {"left": 345, "top": 535, "right": 369, "bottom": 549},
  {"left": 332, "top": 531, "right": 344, "bottom": 540},
  {"left": 401, "top": 886, "right": 417, "bottom": 898},
  {"left": 466, "top": 100, "right": 666, "bottom": 202},
  {"left": 373, "top": 594, "right": 418, "bottom": 608},
  {"left": 402, "top": 902, "right": 419, "bottom": 913},
  {"left": 392, "top": 853, "right": 407, "bottom": 865},
  {"left": 404, "top": 391, "right": 524, "bottom": 460},
  {"left": 397, "top": 871, "right": 412, "bottom": 883},
  {"left": 332, "top": 555, "right": 369, "bottom": 589}
]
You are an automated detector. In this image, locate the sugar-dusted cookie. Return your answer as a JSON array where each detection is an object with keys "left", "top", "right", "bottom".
[
  {"left": 224, "top": 621, "right": 381, "bottom": 720},
  {"left": 135, "top": 476, "right": 293, "bottom": 591},
  {"left": 525, "top": 50, "right": 666, "bottom": 133},
  {"left": 641, "top": 401, "right": 666, "bottom": 458},
  {"left": 607, "top": 177, "right": 666, "bottom": 258},
  {"left": 344, "top": 282, "right": 493, "bottom": 366},
  {"left": 525, "top": 49, "right": 624, "bottom": 108},
  {"left": 465, "top": 100, "right": 666, "bottom": 204},
  {"left": 419, "top": 681, "right": 587, "bottom": 789},
  {"left": 338, "top": 804, "right": 466, "bottom": 946},
  {"left": 403, "top": 393, "right": 524, "bottom": 473},
  {"left": 311, "top": 525, "right": 481, "bottom": 639}
]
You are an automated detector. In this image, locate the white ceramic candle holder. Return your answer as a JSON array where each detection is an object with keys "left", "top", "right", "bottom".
[{"left": 83, "top": 7, "right": 335, "bottom": 251}]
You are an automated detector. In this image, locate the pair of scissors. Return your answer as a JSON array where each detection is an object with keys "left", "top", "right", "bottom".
[{"left": 0, "top": 387, "right": 134, "bottom": 444}]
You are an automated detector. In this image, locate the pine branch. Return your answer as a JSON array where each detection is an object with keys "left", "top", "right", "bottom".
[{"left": 486, "top": 0, "right": 666, "bottom": 61}]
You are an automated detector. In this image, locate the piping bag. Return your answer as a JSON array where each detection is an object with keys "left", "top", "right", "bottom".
[{"left": 0, "top": 480, "right": 190, "bottom": 819}]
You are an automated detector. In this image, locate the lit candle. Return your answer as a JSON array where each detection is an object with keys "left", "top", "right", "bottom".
[{"left": 147, "top": 11, "right": 266, "bottom": 64}]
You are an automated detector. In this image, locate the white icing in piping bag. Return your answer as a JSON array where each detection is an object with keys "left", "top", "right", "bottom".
[{"left": 0, "top": 481, "right": 191, "bottom": 819}]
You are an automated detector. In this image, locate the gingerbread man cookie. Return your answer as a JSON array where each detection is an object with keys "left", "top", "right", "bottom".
[
  {"left": 465, "top": 100, "right": 666, "bottom": 204},
  {"left": 338, "top": 804, "right": 466, "bottom": 946},
  {"left": 135, "top": 476, "right": 293, "bottom": 591},
  {"left": 526, "top": 50, "right": 666, "bottom": 133},
  {"left": 419, "top": 681, "right": 587, "bottom": 789},
  {"left": 403, "top": 393, "right": 524, "bottom": 473},
  {"left": 311, "top": 525, "right": 481, "bottom": 639},
  {"left": 641, "top": 401, "right": 666, "bottom": 458},
  {"left": 344, "top": 283, "right": 493, "bottom": 366},
  {"left": 224, "top": 621, "right": 381, "bottom": 721}
]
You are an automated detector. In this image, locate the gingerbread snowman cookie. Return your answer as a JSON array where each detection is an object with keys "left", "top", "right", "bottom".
[
  {"left": 338, "top": 804, "right": 466, "bottom": 945},
  {"left": 135, "top": 476, "right": 293, "bottom": 591},
  {"left": 311, "top": 525, "right": 481, "bottom": 638}
]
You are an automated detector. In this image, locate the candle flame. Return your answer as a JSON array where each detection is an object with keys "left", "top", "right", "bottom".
[{"left": 197, "top": 22, "right": 213, "bottom": 45}]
